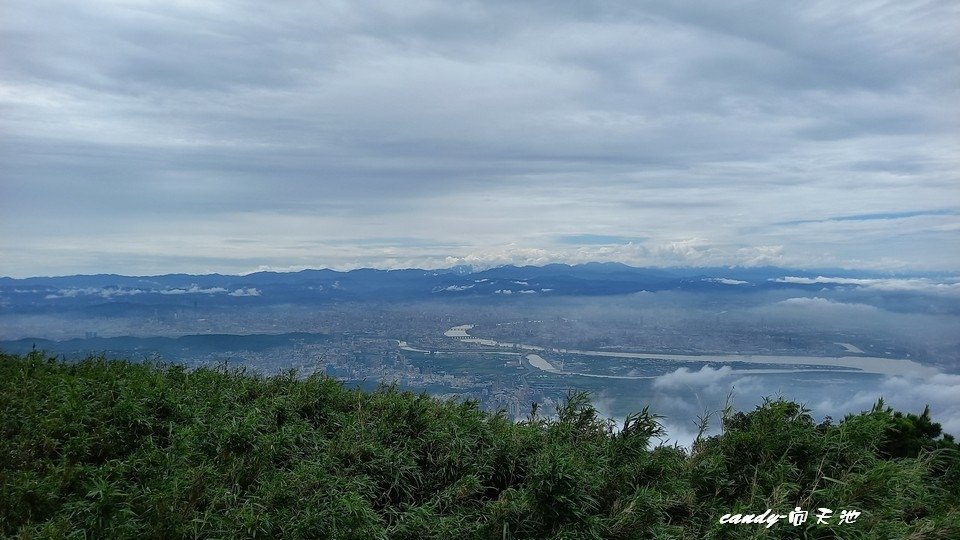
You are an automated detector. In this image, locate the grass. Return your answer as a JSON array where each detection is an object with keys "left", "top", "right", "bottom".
[{"left": 2, "top": 350, "right": 958, "bottom": 538}]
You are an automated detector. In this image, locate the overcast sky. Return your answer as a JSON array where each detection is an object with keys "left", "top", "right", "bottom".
[{"left": 1, "top": 0, "right": 958, "bottom": 277}]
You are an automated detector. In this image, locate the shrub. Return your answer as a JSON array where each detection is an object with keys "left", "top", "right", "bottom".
[{"left": 2, "top": 351, "right": 958, "bottom": 538}]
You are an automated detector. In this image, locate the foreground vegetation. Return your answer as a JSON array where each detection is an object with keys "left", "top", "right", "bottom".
[{"left": 2, "top": 352, "right": 959, "bottom": 539}]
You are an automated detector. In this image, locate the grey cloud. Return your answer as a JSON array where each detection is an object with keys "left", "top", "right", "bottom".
[
  {"left": 1, "top": 0, "right": 958, "bottom": 275},
  {"left": 778, "top": 209, "right": 959, "bottom": 226},
  {"left": 557, "top": 234, "right": 647, "bottom": 245},
  {"left": 649, "top": 1, "right": 956, "bottom": 93},
  {"left": 795, "top": 114, "right": 928, "bottom": 142}
]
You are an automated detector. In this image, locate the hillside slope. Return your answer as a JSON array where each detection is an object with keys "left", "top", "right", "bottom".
[{"left": 2, "top": 351, "right": 958, "bottom": 538}]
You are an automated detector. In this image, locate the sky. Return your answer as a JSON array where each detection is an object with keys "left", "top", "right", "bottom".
[{"left": 1, "top": 0, "right": 958, "bottom": 277}]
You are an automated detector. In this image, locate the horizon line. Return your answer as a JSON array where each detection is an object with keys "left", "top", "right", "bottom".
[{"left": 3, "top": 261, "right": 958, "bottom": 281}]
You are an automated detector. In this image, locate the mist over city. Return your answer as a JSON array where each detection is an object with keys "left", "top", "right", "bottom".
[{"left": 3, "top": 264, "right": 958, "bottom": 444}]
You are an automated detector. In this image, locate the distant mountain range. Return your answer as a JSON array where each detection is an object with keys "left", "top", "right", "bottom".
[{"left": 2, "top": 263, "right": 947, "bottom": 314}]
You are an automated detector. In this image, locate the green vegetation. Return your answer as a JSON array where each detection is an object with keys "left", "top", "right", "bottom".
[{"left": 2, "top": 351, "right": 958, "bottom": 539}]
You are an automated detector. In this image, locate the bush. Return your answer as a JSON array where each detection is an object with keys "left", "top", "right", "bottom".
[{"left": 2, "top": 351, "right": 958, "bottom": 538}]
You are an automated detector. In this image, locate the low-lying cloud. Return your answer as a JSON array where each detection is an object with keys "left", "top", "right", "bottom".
[
  {"left": 653, "top": 365, "right": 735, "bottom": 390},
  {"left": 774, "top": 297, "right": 880, "bottom": 312},
  {"left": 227, "top": 287, "right": 261, "bottom": 297},
  {"left": 776, "top": 276, "right": 960, "bottom": 296},
  {"left": 645, "top": 365, "right": 960, "bottom": 447},
  {"left": 43, "top": 285, "right": 261, "bottom": 299}
]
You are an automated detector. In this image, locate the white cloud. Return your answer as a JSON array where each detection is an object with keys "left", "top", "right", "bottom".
[
  {"left": 776, "top": 276, "right": 960, "bottom": 297},
  {"left": 41, "top": 285, "right": 253, "bottom": 298},
  {"left": 653, "top": 365, "right": 735, "bottom": 390},
  {"left": 159, "top": 285, "right": 228, "bottom": 295},
  {"left": 434, "top": 284, "right": 474, "bottom": 292},
  {"left": 44, "top": 287, "right": 145, "bottom": 299},
  {"left": 813, "top": 373, "right": 960, "bottom": 437},
  {"left": 441, "top": 241, "right": 797, "bottom": 273},
  {"left": 704, "top": 278, "right": 749, "bottom": 285},
  {"left": 774, "top": 297, "right": 879, "bottom": 312},
  {"left": 228, "top": 287, "right": 260, "bottom": 297},
  {"left": 647, "top": 366, "right": 960, "bottom": 443}
]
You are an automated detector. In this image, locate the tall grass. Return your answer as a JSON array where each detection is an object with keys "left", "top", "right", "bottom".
[{"left": 2, "top": 351, "right": 958, "bottom": 538}]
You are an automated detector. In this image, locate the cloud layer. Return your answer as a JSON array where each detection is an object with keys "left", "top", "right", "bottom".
[
  {"left": 776, "top": 276, "right": 960, "bottom": 297},
  {"left": 647, "top": 366, "right": 960, "bottom": 448},
  {"left": 2, "top": 0, "right": 958, "bottom": 276}
]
